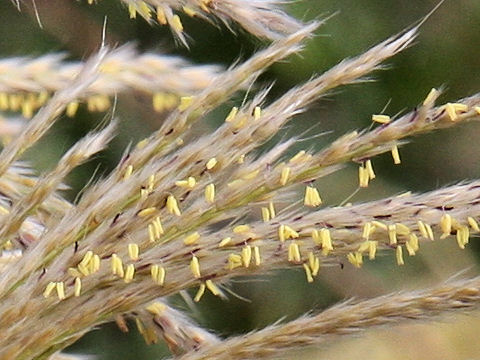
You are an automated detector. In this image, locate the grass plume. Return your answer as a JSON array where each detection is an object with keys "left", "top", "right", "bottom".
[{"left": 1, "top": 1, "right": 480, "bottom": 360}]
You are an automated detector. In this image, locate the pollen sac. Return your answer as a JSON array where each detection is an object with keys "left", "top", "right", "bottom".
[
  {"left": 372, "top": 114, "right": 391, "bottom": 124},
  {"left": 205, "top": 183, "right": 215, "bottom": 203},
  {"left": 166, "top": 195, "right": 181, "bottom": 216},
  {"left": 184, "top": 232, "right": 200, "bottom": 245},
  {"left": 190, "top": 256, "right": 201, "bottom": 278},
  {"left": 304, "top": 186, "right": 322, "bottom": 207},
  {"left": 146, "top": 302, "right": 167, "bottom": 316},
  {"left": 391, "top": 145, "right": 401, "bottom": 164}
]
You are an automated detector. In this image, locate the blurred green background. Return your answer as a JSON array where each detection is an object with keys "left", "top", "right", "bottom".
[{"left": 2, "top": 0, "right": 480, "bottom": 359}]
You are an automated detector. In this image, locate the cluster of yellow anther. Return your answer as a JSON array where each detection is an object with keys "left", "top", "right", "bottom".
[
  {"left": 74, "top": 250, "right": 101, "bottom": 276},
  {"left": 148, "top": 217, "right": 164, "bottom": 242},
  {"left": 150, "top": 264, "right": 166, "bottom": 286},
  {"left": 312, "top": 228, "right": 333, "bottom": 256},
  {"left": 226, "top": 245, "right": 261, "bottom": 270},
  {"left": 304, "top": 186, "right": 322, "bottom": 207},
  {"left": 43, "top": 281, "right": 66, "bottom": 300},
  {"left": 0, "top": 91, "right": 49, "bottom": 118},
  {"left": 152, "top": 93, "right": 179, "bottom": 112},
  {"left": 358, "top": 160, "right": 375, "bottom": 188},
  {"left": 278, "top": 224, "right": 299, "bottom": 242},
  {"left": 261, "top": 202, "right": 276, "bottom": 222}
]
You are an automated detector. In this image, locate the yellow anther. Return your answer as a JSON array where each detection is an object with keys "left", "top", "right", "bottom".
[
  {"left": 225, "top": 106, "right": 238, "bottom": 122},
  {"left": 66, "top": 102, "right": 79, "bottom": 117},
  {"left": 362, "top": 222, "right": 372, "bottom": 240},
  {"left": 170, "top": 14, "right": 184, "bottom": 31},
  {"left": 358, "top": 165, "right": 369, "bottom": 188},
  {"left": 157, "top": 266, "right": 166, "bottom": 285},
  {"left": 146, "top": 302, "right": 166, "bottom": 316},
  {"left": 253, "top": 246, "right": 261, "bottom": 266},
  {"left": 391, "top": 145, "right": 401, "bottom": 164},
  {"left": 194, "top": 283, "right": 206, "bottom": 302},
  {"left": 357, "top": 240, "right": 371, "bottom": 254},
  {"left": 347, "top": 252, "right": 363, "bottom": 268},
  {"left": 90, "top": 254, "right": 101, "bottom": 273},
  {"left": 166, "top": 195, "right": 181, "bottom": 216},
  {"left": 303, "top": 263, "right": 314, "bottom": 283},
  {"left": 440, "top": 214, "right": 452, "bottom": 236},
  {"left": 280, "top": 166, "right": 290, "bottom": 186},
  {"left": 445, "top": 103, "right": 458, "bottom": 121},
  {"left": 138, "top": 1, "right": 151, "bottom": 17},
  {"left": 111, "top": 254, "right": 124, "bottom": 278},
  {"left": 206, "top": 157, "right": 218, "bottom": 170},
  {"left": 153, "top": 93, "right": 166, "bottom": 112},
  {"left": 396, "top": 245, "right": 404, "bottom": 265},
  {"left": 423, "top": 88, "right": 439, "bottom": 105},
  {"left": 269, "top": 202, "right": 276, "bottom": 219},
  {"left": 43, "top": 282, "right": 56, "bottom": 298},
  {"left": 308, "top": 252, "right": 315, "bottom": 270},
  {"left": 261, "top": 207, "right": 270, "bottom": 222},
  {"left": 151, "top": 217, "right": 164, "bottom": 240},
  {"left": 140, "top": 189, "right": 149, "bottom": 200},
  {"left": 388, "top": 224, "right": 397, "bottom": 245},
  {"left": 453, "top": 103, "right": 468, "bottom": 111},
  {"left": 0, "top": 205, "right": 9, "bottom": 215},
  {"left": 406, "top": 233, "right": 419, "bottom": 256},
  {"left": 79, "top": 250, "right": 93, "bottom": 268},
  {"left": 320, "top": 228, "right": 333, "bottom": 256},
  {"left": 395, "top": 223, "right": 410, "bottom": 236},
  {"left": 190, "top": 256, "right": 201, "bottom": 278},
  {"left": 241, "top": 246, "right": 252, "bottom": 267},
  {"left": 372, "top": 114, "right": 391, "bottom": 124},
  {"left": 218, "top": 237, "right": 232, "bottom": 247},
  {"left": 74, "top": 277, "right": 82, "bottom": 297},
  {"left": 475, "top": 106, "right": 480, "bottom": 115},
  {"left": 148, "top": 224, "right": 156, "bottom": 243},
  {"left": 151, "top": 265, "right": 159, "bottom": 282},
  {"left": 176, "top": 177, "right": 196, "bottom": 189},
  {"left": 150, "top": 265, "right": 166, "bottom": 285},
  {"left": 205, "top": 183, "right": 215, "bottom": 203},
  {"left": 178, "top": 96, "right": 193, "bottom": 111},
  {"left": 182, "top": 5, "right": 196, "bottom": 17},
  {"left": 365, "top": 159, "right": 375, "bottom": 179},
  {"left": 128, "top": 4, "right": 136, "bottom": 18},
  {"left": 233, "top": 225, "right": 250, "bottom": 234},
  {"left": 417, "top": 220, "right": 428, "bottom": 239},
  {"left": 128, "top": 243, "right": 139, "bottom": 261},
  {"left": 227, "top": 253, "right": 243, "bottom": 270},
  {"left": 184, "top": 232, "right": 200, "bottom": 246},
  {"left": 289, "top": 150, "right": 306, "bottom": 163},
  {"left": 205, "top": 279, "right": 221, "bottom": 296},
  {"left": 371, "top": 220, "right": 387, "bottom": 230},
  {"left": 237, "top": 154, "right": 245, "bottom": 164},
  {"left": 56, "top": 282, "right": 66, "bottom": 300},
  {"left": 456, "top": 226, "right": 469, "bottom": 249},
  {"left": 285, "top": 225, "right": 299, "bottom": 239},
  {"left": 138, "top": 207, "right": 157, "bottom": 217},
  {"left": 368, "top": 241, "right": 377, "bottom": 260},
  {"left": 288, "top": 242, "right": 301, "bottom": 262},
  {"left": 311, "top": 256, "right": 320, "bottom": 276},
  {"left": 468, "top": 217, "right": 480, "bottom": 232},
  {"left": 156, "top": 7, "right": 167, "bottom": 24},
  {"left": 425, "top": 223, "right": 434, "bottom": 240},
  {"left": 304, "top": 186, "right": 322, "bottom": 207},
  {"left": 124, "top": 264, "right": 135, "bottom": 283},
  {"left": 312, "top": 229, "right": 320, "bottom": 245},
  {"left": 254, "top": 106, "right": 262, "bottom": 120}
]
